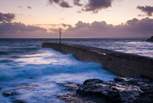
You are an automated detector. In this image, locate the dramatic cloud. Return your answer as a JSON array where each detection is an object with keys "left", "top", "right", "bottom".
[
  {"left": 83, "top": 0, "right": 113, "bottom": 12},
  {"left": 137, "top": 6, "right": 153, "bottom": 16},
  {"left": 48, "top": 0, "right": 113, "bottom": 12},
  {"left": 0, "top": 12, "right": 53, "bottom": 38},
  {"left": 0, "top": 12, "right": 15, "bottom": 23},
  {"left": 60, "top": 1, "right": 71, "bottom": 8},
  {"left": 64, "top": 18, "right": 153, "bottom": 38},
  {"left": 1, "top": 17, "right": 153, "bottom": 38},
  {"left": 73, "top": 0, "right": 82, "bottom": 6},
  {"left": 0, "top": 23, "right": 49, "bottom": 36},
  {"left": 49, "top": 0, "right": 71, "bottom": 8}
]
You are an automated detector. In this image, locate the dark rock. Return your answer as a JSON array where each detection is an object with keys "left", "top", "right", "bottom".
[
  {"left": 134, "top": 82, "right": 153, "bottom": 103},
  {"left": 57, "top": 93, "right": 86, "bottom": 103},
  {"left": 58, "top": 77, "right": 153, "bottom": 103},
  {"left": 114, "top": 77, "right": 152, "bottom": 86},
  {"left": 147, "top": 36, "right": 153, "bottom": 42},
  {"left": 57, "top": 92, "right": 108, "bottom": 103},
  {"left": 114, "top": 77, "right": 126, "bottom": 82},
  {"left": 58, "top": 82, "right": 80, "bottom": 91},
  {"left": 134, "top": 90, "right": 153, "bottom": 103},
  {"left": 57, "top": 81, "right": 109, "bottom": 103},
  {"left": 77, "top": 78, "right": 150, "bottom": 103},
  {"left": 83, "top": 79, "right": 104, "bottom": 85},
  {"left": 78, "top": 79, "right": 133, "bottom": 103}
]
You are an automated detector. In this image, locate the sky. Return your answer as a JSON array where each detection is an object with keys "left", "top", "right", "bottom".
[{"left": 0, "top": 0, "right": 153, "bottom": 38}]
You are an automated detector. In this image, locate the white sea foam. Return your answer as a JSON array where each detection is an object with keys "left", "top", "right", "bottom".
[
  {"left": 0, "top": 46, "right": 115, "bottom": 103},
  {"left": 1, "top": 39, "right": 152, "bottom": 103}
]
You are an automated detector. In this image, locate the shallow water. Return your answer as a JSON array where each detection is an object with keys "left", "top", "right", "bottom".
[{"left": 0, "top": 40, "right": 115, "bottom": 103}]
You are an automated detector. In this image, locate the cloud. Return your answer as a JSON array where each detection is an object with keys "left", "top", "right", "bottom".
[
  {"left": 49, "top": 0, "right": 60, "bottom": 4},
  {"left": 0, "top": 12, "right": 15, "bottom": 23},
  {"left": 36, "top": 23, "right": 72, "bottom": 28},
  {"left": 27, "top": 6, "right": 32, "bottom": 9},
  {"left": 49, "top": 0, "right": 71, "bottom": 8},
  {"left": 0, "top": 23, "right": 47, "bottom": 34},
  {"left": 83, "top": 0, "right": 113, "bottom": 13},
  {"left": 60, "top": 1, "right": 71, "bottom": 8},
  {"left": 0, "top": 12, "right": 61, "bottom": 38},
  {"left": 0, "top": 22, "right": 57, "bottom": 38},
  {"left": 1, "top": 17, "right": 153, "bottom": 38},
  {"left": 73, "top": 0, "right": 82, "bottom": 6},
  {"left": 61, "top": 23, "right": 72, "bottom": 28},
  {"left": 48, "top": 0, "right": 113, "bottom": 12},
  {"left": 64, "top": 18, "right": 153, "bottom": 38},
  {"left": 137, "top": 6, "right": 153, "bottom": 16},
  {"left": 0, "top": 12, "right": 48, "bottom": 37}
]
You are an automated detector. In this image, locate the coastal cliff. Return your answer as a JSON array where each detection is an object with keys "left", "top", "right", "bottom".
[{"left": 42, "top": 43, "right": 153, "bottom": 79}]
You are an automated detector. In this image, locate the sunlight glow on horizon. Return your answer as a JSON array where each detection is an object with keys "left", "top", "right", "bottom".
[{"left": 0, "top": 0, "right": 153, "bottom": 38}]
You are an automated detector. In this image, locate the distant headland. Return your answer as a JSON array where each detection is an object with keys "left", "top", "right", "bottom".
[{"left": 147, "top": 36, "right": 153, "bottom": 42}]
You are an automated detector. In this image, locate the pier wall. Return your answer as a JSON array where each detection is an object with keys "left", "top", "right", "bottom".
[{"left": 42, "top": 43, "right": 153, "bottom": 79}]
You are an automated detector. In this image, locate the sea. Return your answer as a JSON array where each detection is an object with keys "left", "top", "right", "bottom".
[{"left": 0, "top": 38, "right": 153, "bottom": 103}]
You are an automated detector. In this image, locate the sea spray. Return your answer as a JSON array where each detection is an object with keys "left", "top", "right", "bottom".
[{"left": 0, "top": 44, "right": 115, "bottom": 103}]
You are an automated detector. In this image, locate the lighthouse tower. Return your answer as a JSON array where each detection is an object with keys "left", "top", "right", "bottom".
[{"left": 59, "top": 28, "right": 62, "bottom": 44}]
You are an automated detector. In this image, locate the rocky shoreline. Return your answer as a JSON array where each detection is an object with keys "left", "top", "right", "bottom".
[
  {"left": 2, "top": 77, "right": 153, "bottom": 103},
  {"left": 58, "top": 77, "right": 153, "bottom": 103}
]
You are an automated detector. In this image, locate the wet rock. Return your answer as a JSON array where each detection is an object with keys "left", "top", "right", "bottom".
[
  {"left": 77, "top": 79, "right": 121, "bottom": 103},
  {"left": 58, "top": 93, "right": 85, "bottom": 103},
  {"left": 77, "top": 78, "right": 152, "bottom": 103},
  {"left": 134, "top": 90, "right": 153, "bottom": 103},
  {"left": 134, "top": 83, "right": 153, "bottom": 103},
  {"left": 114, "top": 77, "right": 127, "bottom": 82},
  {"left": 83, "top": 79, "right": 104, "bottom": 85},
  {"left": 57, "top": 92, "right": 108, "bottom": 103},
  {"left": 57, "top": 81, "right": 108, "bottom": 103},
  {"left": 58, "top": 82, "right": 80, "bottom": 91},
  {"left": 114, "top": 77, "right": 152, "bottom": 86},
  {"left": 58, "top": 77, "right": 153, "bottom": 103}
]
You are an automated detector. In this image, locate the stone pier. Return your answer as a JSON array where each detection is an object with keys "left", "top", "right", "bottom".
[{"left": 42, "top": 43, "right": 153, "bottom": 79}]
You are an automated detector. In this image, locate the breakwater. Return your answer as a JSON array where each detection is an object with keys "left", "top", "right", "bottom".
[{"left": 42, "top": 43, "right": 153, "bottom": 79}]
